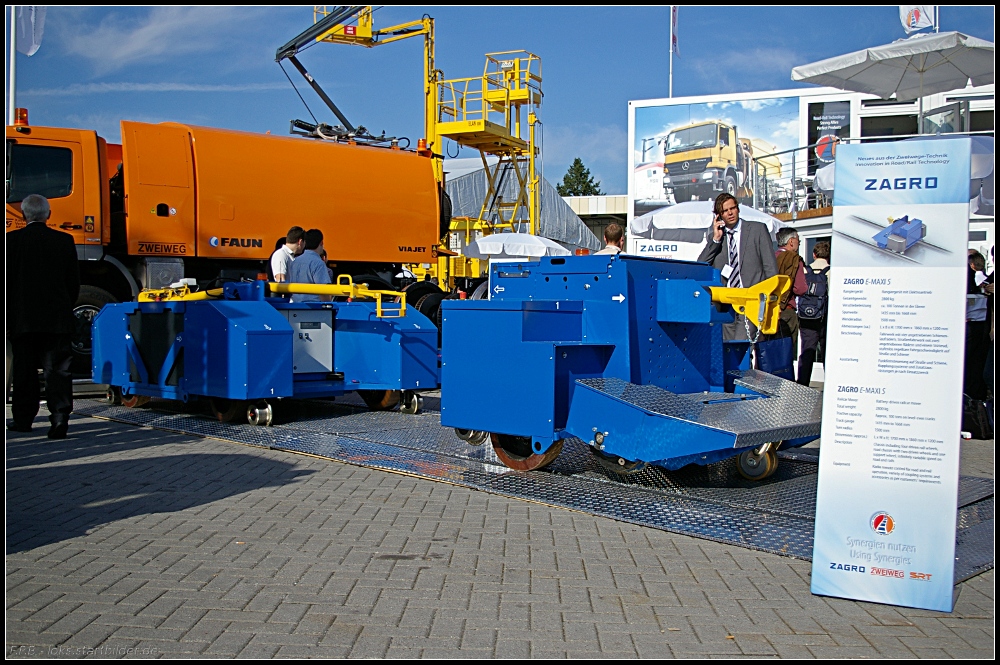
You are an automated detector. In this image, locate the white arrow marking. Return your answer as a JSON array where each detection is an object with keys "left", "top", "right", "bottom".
[
  {"left": 493, "top": 284, "right": 505, "bottom": 294},
  {"left": 612, "top": 293, "right": 625, "bottom": 303}
]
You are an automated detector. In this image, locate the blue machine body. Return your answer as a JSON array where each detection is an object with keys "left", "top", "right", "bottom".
[
  {"left": 440, "top": 255, "right": 821, "bottom": 469},
  {"left": 92, "top": 281, "right": 438, "bottom": 403},
  {"left": 873, "top": 215, "right": 926, "bottom": 253}
]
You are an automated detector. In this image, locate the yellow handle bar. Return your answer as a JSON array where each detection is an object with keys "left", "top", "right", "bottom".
[{"left": 707, "top": 275, "right": 790, "bottom": 336}]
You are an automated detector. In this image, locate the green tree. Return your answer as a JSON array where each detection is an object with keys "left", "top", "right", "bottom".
[{"left": 556, "top": 157, "right": 603, "bottom": 196}]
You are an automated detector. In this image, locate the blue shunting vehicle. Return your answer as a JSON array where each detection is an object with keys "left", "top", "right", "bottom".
[
  {"left": 440, "top": 254, "right": 822, "bottom": 479},
  {"left": 873, "top": 214, "right": 927, "bottom": 253},
  {"left": 91, "top": 279, "right": 439, "bottom": 424}
]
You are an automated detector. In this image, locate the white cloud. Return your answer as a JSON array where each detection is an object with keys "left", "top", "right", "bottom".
[
  {"left": 59, "top": 112, "right": 177, "bottom": 144},
  {"left": 57, "top": 7, "right": 274, "bottom": 75},
  {"left": 770, "top": 118, "right": 800, "bottom": 145},
  {"left": 22, "top": 82, "right": 288, "bottom": 97},
  {"left": 738, "top": 98, "right": 784, "bottom": 112}
]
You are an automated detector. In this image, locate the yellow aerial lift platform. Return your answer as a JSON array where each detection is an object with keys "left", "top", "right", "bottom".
[{"left": 308, "top": 7, "right": 544, "bottom": 292}]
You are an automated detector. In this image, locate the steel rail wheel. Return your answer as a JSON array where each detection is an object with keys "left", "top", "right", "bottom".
[
  {"left": 399, "top": 391, "right": 422, "bottom": 415},
  {"left": 359, "top": 389, "right": 402, "bottom": 411},
  {"left": 247, "top": 401, "right": 273, "bottom": 427},
  {"left": 490, "top": 433, "right": 563, "bottom": 471},
  {"left": 120, "top": 393, "right": 150, "bottom": 408},
  {"left": 209, "top": 397, "right": 245, "bottom": 423}
]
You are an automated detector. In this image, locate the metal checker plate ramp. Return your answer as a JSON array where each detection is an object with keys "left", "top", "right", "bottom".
[
  {"left": 577, "top": 370, "right": 823, "bottom": 447},
  {"left": 74, "top": 398, "right": 993, "bottom": 582}
]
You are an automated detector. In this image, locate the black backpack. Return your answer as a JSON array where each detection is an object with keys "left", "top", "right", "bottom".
[{"left": 798, "top": 265, "right": 830, "bottom": 321}]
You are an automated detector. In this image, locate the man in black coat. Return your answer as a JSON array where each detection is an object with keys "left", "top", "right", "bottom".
[{"left": 6, "top": 194, "right": 81, "bottom": 438}]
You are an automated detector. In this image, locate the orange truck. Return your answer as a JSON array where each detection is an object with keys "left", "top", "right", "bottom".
[{"left": 5, "top": 112, "right": 447, "bottom": 370}]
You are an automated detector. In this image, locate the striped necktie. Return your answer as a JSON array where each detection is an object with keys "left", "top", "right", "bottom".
[{"left": 727, "top": 229, "right": 740, "bottom": 288}]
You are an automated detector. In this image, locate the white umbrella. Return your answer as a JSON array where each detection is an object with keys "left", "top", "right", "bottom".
[
  {"left": 630, "top": 201, "right": 786, "bottom": 241},
  {"left": 464, "top": 233, "right": 571, "bottom": 260},
  {"left": 791, "top": 31, "right": 994, "bottom": 119}
]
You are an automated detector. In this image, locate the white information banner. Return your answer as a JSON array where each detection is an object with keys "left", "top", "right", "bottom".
[{"left": 811, "top": 137, "right": 971, "bottom": 612}]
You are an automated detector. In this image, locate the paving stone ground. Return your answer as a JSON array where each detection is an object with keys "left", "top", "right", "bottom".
[{"left": 6, "top": 399, "right": 994, "bottom": 659}]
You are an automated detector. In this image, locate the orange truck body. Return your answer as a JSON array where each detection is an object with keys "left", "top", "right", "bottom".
[{"left": 6, "top": 120, "right": 441, "bottom": 288}]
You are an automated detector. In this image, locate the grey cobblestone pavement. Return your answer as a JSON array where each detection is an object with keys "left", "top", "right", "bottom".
[{"left": 6, "top": 403, "right": 994, "bottom": 658}]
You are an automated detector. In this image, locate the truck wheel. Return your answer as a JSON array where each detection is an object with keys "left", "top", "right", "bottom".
[
  {"left": 725, "top": 175, "right": 737, "bottom": 198},
  {"left": 353, "top": 274, "right": 395, "bottom": 292},
  {"left": 72, "top": 286, "right": 117, "bottom": 377}
]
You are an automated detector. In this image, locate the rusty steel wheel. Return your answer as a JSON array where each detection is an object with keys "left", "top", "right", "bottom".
[
  {"left": 209, "top": 397, "right": 245, "bottom": 423},
  {"left": 490, "top": 433, "right": 563, "bottom": 471},
  {"left": 121, "top": 393, "right": 150, "bottom": 408},
  {"left": 359, "top": 389, "right": 402, "bottom": 411}
]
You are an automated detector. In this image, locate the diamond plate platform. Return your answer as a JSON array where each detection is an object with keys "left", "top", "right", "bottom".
[
  {"left": 73, "top": 397, "right": 993, "bottom": 582},
  {"left": 578, "top": 370, "right": 823, "bottom": 448}
]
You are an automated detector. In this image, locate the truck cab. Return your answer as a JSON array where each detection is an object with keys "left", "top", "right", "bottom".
[
  {"left": 6, "top": 124, "right": 111, "bottom": 251},
  {"left": 661, "top": 121, "right": 748, "bottom": 203}
]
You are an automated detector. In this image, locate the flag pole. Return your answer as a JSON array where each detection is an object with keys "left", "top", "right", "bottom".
[
  {"left": 668, "top": 6, "right": 673, "bottom": 98},
  {"left": 8, "top": 6, "right": 16, "bottom": 125}
]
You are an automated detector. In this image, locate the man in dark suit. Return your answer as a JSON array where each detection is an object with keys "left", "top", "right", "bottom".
[
  {"left": 697, "top": 193, "right": 778, "bottom": 341},
  {"left": 6, "top": 194, "right": 81, "bottom": 438}
]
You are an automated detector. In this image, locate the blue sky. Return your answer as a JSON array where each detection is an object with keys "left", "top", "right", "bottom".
[{"left": 5, "top": 6, "right": 994, "bottom": 194}]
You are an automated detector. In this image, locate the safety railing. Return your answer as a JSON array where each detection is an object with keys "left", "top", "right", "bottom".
[
  {"left": 436, "top": 50, "right": 542, "bottom": 133},
  {"left": 752, "top": 129, "right": 994, "bottom": 220},
  {"left": 139, "top": 277, "right": 408, "bottom": 318}
]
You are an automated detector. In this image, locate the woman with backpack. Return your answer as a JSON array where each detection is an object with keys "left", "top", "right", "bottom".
[{"left": 797, "top": 240, "right": 830, "bottom": 387}]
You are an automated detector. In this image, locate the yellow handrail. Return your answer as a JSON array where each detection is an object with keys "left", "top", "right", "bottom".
[{"left": 138, "top": 276, "right": 408, "bottom": 319}]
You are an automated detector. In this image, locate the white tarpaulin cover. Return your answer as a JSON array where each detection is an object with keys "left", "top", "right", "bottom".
[
  {"left": 445, "top": 164, "right": 602, "bottom": 253},
  {"left": 464, "top": 233, "right": 571, "bottom": 260},
  {"left": 630, "top": 201, "right": 786, "bottom": 242},
  {"left": 791, "top": 31, "right": 994, "bottom": 101}
]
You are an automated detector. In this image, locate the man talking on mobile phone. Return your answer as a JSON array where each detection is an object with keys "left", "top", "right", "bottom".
[{"left": 697, "top": 193, "right": 778, "bottom": 341}]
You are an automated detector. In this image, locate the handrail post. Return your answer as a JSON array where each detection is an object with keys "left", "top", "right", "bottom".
[{"left": 791, "top": 150, "right": 797, "bottom": 221}]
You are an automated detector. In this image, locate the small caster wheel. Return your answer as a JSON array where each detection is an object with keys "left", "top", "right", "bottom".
[
  {"left": 399, "top": 391, "right": 423, "bottom": 415},
  {"left": 737, "top": 445, "right": 779, "bottom": 480},
  {"left": 454, "top": 429, "right": 489, "bottom": 446},
  {"left": 106, "top": 386, "right": 122, "bottom": 405},
  {"left": 247, "top": 401, "right": 273, "bottom": 427},
  {"left": 121, "top": 393, "right": 150, "bottom": 408}
]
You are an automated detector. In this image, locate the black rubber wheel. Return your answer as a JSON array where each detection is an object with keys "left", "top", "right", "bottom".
[
  {"left": 590, "top": 447, "right": 647, "bottom": 475},
  {"left": 737, "top": 447, "right": 778, "bottom": 481},
  {"left": 439, "top": 188, "right": 453, "bottom": 239},
  {"left": 469, "top": 281, "right": 489, "bottom": 300},
  {"left": 359, "top": 389, "right": 401, "bottom": 411},
  {"left": 353, "top": 274, "right": 395, "bottom": 293},
  {"left": 401, "top": 280, "right": 444, "bottom": 305},
  {"left": 414, "top": 292, "right": 446, "bottom": 346},
  {"left": 72, "top": 285, "right": 117, "bottom": 376},
  {"left": 725, "top": 174, "right": 738, "bottom": 198}
]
